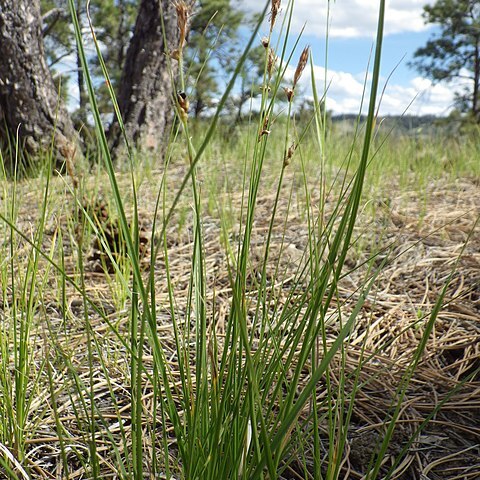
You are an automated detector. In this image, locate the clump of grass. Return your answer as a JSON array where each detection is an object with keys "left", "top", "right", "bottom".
[{"left": 0, "top": 0, "right": 479, "bottom": 479}]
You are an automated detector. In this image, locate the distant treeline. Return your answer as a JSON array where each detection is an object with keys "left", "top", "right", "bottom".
[{"left": 330, "top": 114, "right": 470, "bottom": 136}]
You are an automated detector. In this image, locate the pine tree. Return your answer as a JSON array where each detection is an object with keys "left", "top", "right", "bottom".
[
  {"left": 411, "top": 0, "right": 480, "bottom": 121},
  {"left": 186, "top": 0, "right": 244, "bottom": 118}
]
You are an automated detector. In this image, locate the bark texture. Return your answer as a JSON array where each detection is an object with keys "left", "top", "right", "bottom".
[
  {"left": 0, "top": 0, "right": 77, "bottom": 159},
  {"left": 111, "top": 0, "right": 178, "bottom": 155}
]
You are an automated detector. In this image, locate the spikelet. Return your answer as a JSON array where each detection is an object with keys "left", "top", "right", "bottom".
[
  {"left": 267, "top": 48, "right": 277, "bottom": 77},
  {"left": 258, "top": 115, "right": 270, "bottom": 141},
  {"left": 285, "top": 46, "right": 310, "bottom": 103},
  {"left": 293, "top": 46, "right": 309, "bottom": 89},
  {"left": 60, "top": 141, "right": 79, "bottom": 190},
  {"left": 283, "top": 141, "right": 297, "bottom": 166},
  {"left": 284, "top": 87, "right": 294, "bottom": 102},
  {"left": 270, "top": 0, "right": 281, "bottom": 31},
  {"left": 172, "top": 0, "right": 192, "bottom": 59},
  {"left": 177, "top": 90, "right": 189, "bottom": 122}
]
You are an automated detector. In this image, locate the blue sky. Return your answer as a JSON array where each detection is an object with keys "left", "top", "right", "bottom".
[{"left": 240, "top": 0, "right": 461, "bottom": 116}]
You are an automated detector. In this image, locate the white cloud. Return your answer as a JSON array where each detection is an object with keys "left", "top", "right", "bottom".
[
  {"left": 238, "top": 1, "right": 459, "bottom": 116},
  {"left": 287, "top": 63, "right": 461, "bottom": 116},
  {"left": 240, "top": 0, "right": 433, "bottom": 38}
]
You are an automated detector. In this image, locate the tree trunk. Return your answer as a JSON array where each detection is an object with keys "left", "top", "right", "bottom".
[
  {"left": 0, "top": 0, "right": 78, "bottom": 162},
  {"left": 110, "top": 0, "right": 178, "bottom": 156}
]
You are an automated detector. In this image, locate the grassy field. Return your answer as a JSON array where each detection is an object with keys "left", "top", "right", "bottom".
[
  {"left": 0, "top": 0, "right": 479, "bottom": 478},
  {"left": 1, "top": 123, "right": 479, "bottom": 479}
]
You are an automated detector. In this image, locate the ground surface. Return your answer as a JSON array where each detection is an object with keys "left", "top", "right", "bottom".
[{"left": 1, "top": 164, "right": 479, "bottom": 479}]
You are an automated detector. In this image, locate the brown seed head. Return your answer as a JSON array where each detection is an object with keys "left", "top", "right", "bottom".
[
  {"left": 172, "top": 0, "right": 192, "bottom": 57},
  {"left": 284, "top": 87, "right": 294, "bottom": 103},
  {"left": 284, "top": 141, "right": 296, "bottom": 166},
  {"left": 258, "top": 115, "right": 271, "bottom": 141},
  {"left": 59, "top": 141, "right": 79, "bottom": 190},
  {"left": 258, "top": 129, "right": 271, "bottom": 140},
  {"left": 293, "top": 46, "right": 309, "bottom": 89},
  {"left": 267, "top": 48, "right": 277, "bottom": 76},
  {"left": 177, "top": 90, "right": 189, "bottom": 122},
  {"left": 262, "top": 115, "right": 269, "bottom": 130},
  {"left": 270, "top": 0, "right": 281, "bottom": 31}
]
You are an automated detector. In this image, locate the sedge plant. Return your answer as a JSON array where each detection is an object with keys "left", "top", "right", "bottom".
[{"left": 0, "top": 0, "right": 477, "bottom": 479}]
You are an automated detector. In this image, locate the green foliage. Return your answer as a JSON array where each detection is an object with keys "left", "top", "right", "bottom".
[
  {"left": 88, "top": 0, "right": 138, "bottom": 112},
  {"left": 410, "top": 0, "right": 480, "bottom": 120},
  {"left": 229, "top": 45, "right": 265, "bottom": 122},
  {"left": 1, "top": 21, "right": 480, "bottom": 477},
  {"left": 41, "top": 0, "right": 137, "bottom": 125},
  {"left": 41, "top": 0, "right": 74, "bottom": 102},
  {"left": 41, "top": 0, "right": 251, "bottom": 123},
  {"left": 41, "top": 0, "right": 72, "bottom": 67},
  {"left": 186, "top": 0, "right": 244, "bottom": 117},
  {"left": 4, "top": 2, "right": 478, "bottom": 477}
]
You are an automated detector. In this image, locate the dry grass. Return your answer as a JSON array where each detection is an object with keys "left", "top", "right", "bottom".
[{"left": 1, "top": 164, "right": 479, "bottom": 479}]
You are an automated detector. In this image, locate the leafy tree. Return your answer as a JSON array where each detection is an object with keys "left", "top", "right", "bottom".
[
  {"left": 40, "top": 0, "right": 245, "bottom": 121},
  {"left": 89, "top": 0, "right": 138, "bottom": 115},
  {"left": 41, "top": 0, "right": 72, "bottom": 68},
  {"left": 186, "top": 0, "right": 244, "bottom": 117},
  {"left": 40, "top": 0, "right": 77, "bottom": 110},
  {"left": 40, "top": 0, "right": 137, "bottom": 125},
  {"left": 411, "top": 0, "right": 480, "bottom": 121},
  {"left": 230, "top": 44, "right": 265, "bottom": 123},
  {"left": 41, "top": 0, "right": 92, "bottom": 126}
]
